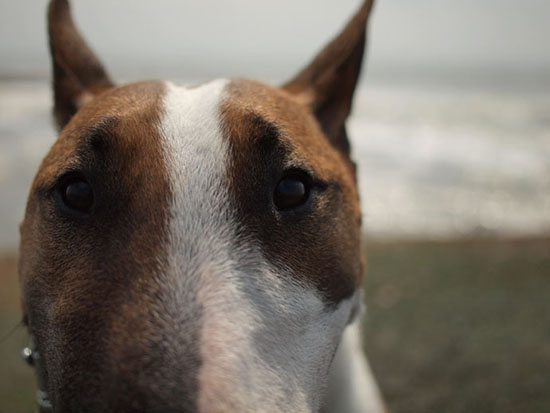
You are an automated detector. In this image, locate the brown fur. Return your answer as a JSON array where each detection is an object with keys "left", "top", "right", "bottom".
[
  {"left": 20, "top": 82, "right": 201, "bottom": 411},
  {"left": 221, "top": 80, "right": 363, "bottom": 303}
]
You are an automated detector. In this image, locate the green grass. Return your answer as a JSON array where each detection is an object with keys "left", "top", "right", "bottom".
[{"left": 1, "top": 238, "right": 549, "bottom": 412}]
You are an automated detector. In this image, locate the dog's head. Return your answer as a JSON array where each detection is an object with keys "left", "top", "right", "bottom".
[{"left": 19, "top": 0, "right": 374, "bottom": 411}]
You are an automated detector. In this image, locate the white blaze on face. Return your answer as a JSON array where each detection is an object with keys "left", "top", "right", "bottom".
[{"left": 158, "top": 80, "right": 358, "bottom": 412}]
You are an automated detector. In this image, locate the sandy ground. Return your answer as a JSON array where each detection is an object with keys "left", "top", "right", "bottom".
[
  {"left": 2, "top": 238, "right": 549, "bottom": 412},
  {"left": 363, "top": 238, "right": 550, "bottom": 412}
]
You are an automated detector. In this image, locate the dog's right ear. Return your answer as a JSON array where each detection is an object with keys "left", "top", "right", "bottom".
[
  {"left": 48, "top": 0, "right": 114, "bottom": 130},
  {"left": 283, "top": 0, "right": 374, "bottom": 157}
]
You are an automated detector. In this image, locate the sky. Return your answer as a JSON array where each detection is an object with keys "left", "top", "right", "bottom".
[
  {"left": 1, "top": 0, "right": 549, "bottom": 86},
  {"left": 1, "top": 0, "right": 549, "bottom": 248}
]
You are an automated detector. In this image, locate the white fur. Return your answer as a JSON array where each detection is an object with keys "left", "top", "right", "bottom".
[
  {"left": 158, "top": 80, "right": 377, "bottom": 412},
  {"left": 322, "top": 321, "right": 386, "bottom": 413}
]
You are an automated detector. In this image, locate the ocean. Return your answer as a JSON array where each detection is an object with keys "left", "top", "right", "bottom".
[{"left": 1, "top": 79, "right": 549, "bottom": 250}]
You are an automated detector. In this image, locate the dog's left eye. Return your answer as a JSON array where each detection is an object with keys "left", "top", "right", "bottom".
[
  {"left": 58, "top": 177, "right": 94, "bottom": 213},
  {"left": 274, "top": 173, "right": 311, "bottom": 210}
]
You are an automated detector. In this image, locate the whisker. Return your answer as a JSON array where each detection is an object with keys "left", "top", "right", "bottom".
[{"left": 0, "top": 319, "right": 25, "bottom": 345}]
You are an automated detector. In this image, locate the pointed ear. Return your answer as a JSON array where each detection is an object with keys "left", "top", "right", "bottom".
[
  {"left": 283, "top": 0, "right": 374, "bottom": 156},
  {"left": 48, "top": 0, "right": 114, "bottom": 130}
]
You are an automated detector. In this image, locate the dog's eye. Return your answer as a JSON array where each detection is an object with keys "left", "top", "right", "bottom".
[
  {"left": 274, "top": 174, "right": 311, "bottom": 210},
  {"left": 60, "top": 178, "right": 94, "bottom": 213}
]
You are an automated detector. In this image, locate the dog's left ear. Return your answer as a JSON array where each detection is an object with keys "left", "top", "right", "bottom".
[
  {"left": 283, "top": 0, "right": 374, "bottom": 156},
  {"left": 48, "top": 0, "right": 114, "bottom": 131}
]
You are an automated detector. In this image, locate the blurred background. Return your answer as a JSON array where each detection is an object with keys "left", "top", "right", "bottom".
[{"left": 1, "top": 0, "right": 549, "bottom": 412}]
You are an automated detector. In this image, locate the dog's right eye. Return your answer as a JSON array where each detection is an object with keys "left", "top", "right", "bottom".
[
  {"left": 274, "top": 173, "right": 311, "bottom": 210},
  {"left": 58, "top": 177, "right": 94, "bottom": 213}
]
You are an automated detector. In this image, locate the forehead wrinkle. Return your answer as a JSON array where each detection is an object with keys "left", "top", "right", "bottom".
[
  {"left": 75, "top": 116, "right": 121, "bottom": 157},
  {"left": 242, "top": 111, "right": 284, "bottom": 156},
  {"left": 247, "top": 112, "right": 280, "bottom": 137},
  {"left": 238, "top": 111, "right": 327, "bottom": 182},
  {"left": 222, "top": 79, "right": 345, "bottom": 180},
  {"left": 45, "top": 117, "right": 121, "bottom": 182}
]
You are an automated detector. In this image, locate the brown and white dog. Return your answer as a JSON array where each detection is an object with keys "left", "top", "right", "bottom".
[{"left": 19, "top": 0, "right": 385, "bottom": 412}]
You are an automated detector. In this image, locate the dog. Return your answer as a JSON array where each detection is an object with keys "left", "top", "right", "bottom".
[{"left": 19, "top": 0, "right": 385, "bottom": 411}]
